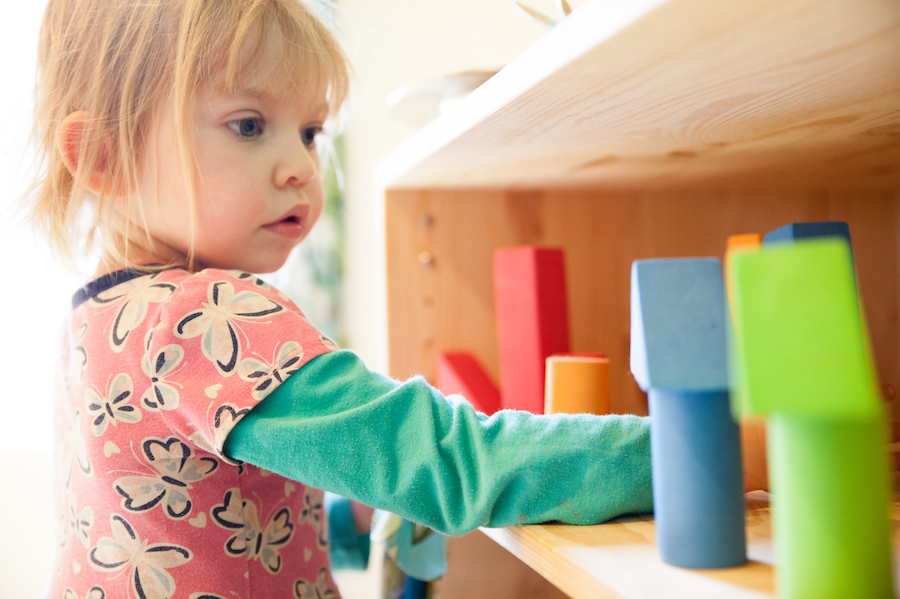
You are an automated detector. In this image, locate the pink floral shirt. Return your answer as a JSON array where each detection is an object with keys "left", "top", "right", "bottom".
[{"left": 49, "top": 268, "right": 340, "bottom": 599}]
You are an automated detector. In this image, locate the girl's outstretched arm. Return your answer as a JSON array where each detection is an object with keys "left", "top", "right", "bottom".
[{"left": 223, "top": 349, "right": 652, "bottom": 536}]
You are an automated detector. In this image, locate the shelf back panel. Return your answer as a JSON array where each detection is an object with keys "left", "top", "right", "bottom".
[{"left": 385, "top": 187, "right": 899, "bottom": 417}]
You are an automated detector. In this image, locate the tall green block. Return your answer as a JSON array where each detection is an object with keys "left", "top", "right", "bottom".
[{"left": 729, "top": 239, "right": 892, "bottom": 599}]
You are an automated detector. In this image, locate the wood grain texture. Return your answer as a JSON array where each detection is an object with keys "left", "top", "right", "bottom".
[
  {"left": 378, "top": 0, "right": 900, "bottom": 190},
  {"left": 478, "top": 506, "right": 778, "bottom": 599},
  {"left": 479, "top": 500, "right": 900, "bottom": 599},
  {"left": 385, "top": 187, "right": 899, "bottom": 417}
]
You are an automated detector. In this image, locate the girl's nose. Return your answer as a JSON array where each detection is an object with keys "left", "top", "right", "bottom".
[{"left": 274, "top": 140, "right": 318, "bottom": 189}]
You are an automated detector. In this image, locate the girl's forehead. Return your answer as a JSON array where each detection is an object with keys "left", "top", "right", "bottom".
[
  {"left": 201, "top": 68, "right": 331, "bottom": 116},
  {"left": 218, "top": 29, "right": 335, "bottom": 104}
]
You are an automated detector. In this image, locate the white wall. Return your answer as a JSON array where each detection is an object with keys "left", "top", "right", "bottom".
[
  {"left": 0, "top": 2, "right": 84, "bottom": 597},
  {"left": 0, "top": 3, "right": 86, "bottom": 456},
  {"left": 337, "top": 0, "right": 556, "bottom": 372}
]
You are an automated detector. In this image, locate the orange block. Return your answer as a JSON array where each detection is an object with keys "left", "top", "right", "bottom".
[
  {"left": 726, "top": 233, "right": 763, "bottom": 253},
  {"left": 544, "top": 354, "right": 610, "bottom": 415},
  {"left": 725, "top": 233, "right": 763, "bottom": 316}
]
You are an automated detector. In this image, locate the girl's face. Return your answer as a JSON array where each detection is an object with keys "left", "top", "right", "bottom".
[{"left": 130, "top": 70, "right": 328, "bottom": 274}]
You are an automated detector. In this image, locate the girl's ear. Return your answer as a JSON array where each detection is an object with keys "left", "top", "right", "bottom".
[{"left": 56, "top": 111, "right": 123, "bottom": 196}]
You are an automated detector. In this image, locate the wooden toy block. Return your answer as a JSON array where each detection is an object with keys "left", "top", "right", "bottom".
[
  {"left": 729, "top": 239, "right": 891, "bottom": 599},
  {"left": 630, "top": 258, "right": 730, "bottom": 393},
  {"left": 724, "top": 234, "right": 763, "bottom": 417},
  {"left": 630, "top": 258, "right": 746, "bottom": 569},
  {"left": 729, "top": 240, "right": 878, "bottom": 419},
  {"left": 763, "top": 220, "right": 852, "bottom": 248},
  {"left": 765, "top": 221, "right": 856, "bottom": 279},
  {"left": 724, "top": 233, "right": 762, "bottom": 316},
  {"left": 726, "top": 233, "right": 763, "bottom": 253},
  {"left": 544, "top": 355, "right": 610, "bottom": 415},
  {"left": 767, "top": 415, "right": 892, "bottom": 599},
  {"left": 761, "top": 222, "right": 875, "bottom": 393},
  {"left": 494, "top": 247, "right": 570, "bottom": 413},
  {"left": 436, "top": 352, "right": 502, "bottom": 415}
]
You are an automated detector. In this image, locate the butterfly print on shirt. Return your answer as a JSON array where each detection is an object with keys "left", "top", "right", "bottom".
[
  {"left": 174, "top": 281, "right": 283, "bottom": 377},
  {"left": 140, "top": 337, "right": 185, "bottom": 412},
  {"left": 68, "top": 497, "right": 94, "bottom": 549},
  {"left": 294, "top": 567, "right": 337, "bottom": 599},
  {"left": 63, "top": 410, "right": 94, "bottom": 488},
  {"left": 114, "top": 436, "right": 219, "bottom": 520},
  {"left": 89, "top": 514, "right": 191, "bottom": 599},
  {"left": 85, "top": 373, "right": 141, "bottom": 436},
  {"left": 297, "top": 488, "right": 328, "bottom": 550},
  {"left": 229, "top": 270, "right": 272, "bottom": 290},
  {"left": 89, "top": 273, "right": 177, "bottom": 353},
  {"left": 208, "top": 404, "right": 253, "bottom": 462},
  {"left": 238, "top": 341, "right": 304, "bottom": 400},
  {"left": 211, "top": 488, "right": 294, "bottom": 575},
  {"left": 63, "top": 586, "right": 106, "bottom": 599},
  {"left": 66, "top": 322, "right": 88, "bottom": 389}
]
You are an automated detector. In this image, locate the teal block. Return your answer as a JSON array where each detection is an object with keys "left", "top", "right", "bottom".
[
  {"left": 729, "top": 239, "right": 879, "bottom": 418},
  {"left": 630, "top": 259, "right": 729, "bottom": 392}
]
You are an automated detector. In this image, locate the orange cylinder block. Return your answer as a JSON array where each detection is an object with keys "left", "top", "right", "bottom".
[{"left": 544, "top": 354, "right": 610, "bottom": 415}]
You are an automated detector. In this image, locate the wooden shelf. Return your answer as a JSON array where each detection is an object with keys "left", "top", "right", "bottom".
[
  {"left": 379, "top": 0, "right": 900, "bottom": 190},
  {"left": 379, "top": 1, "right": 900, "bottom": 597},
  {"left": 479, "top": 500, "right": 900, "bottom": 599}
]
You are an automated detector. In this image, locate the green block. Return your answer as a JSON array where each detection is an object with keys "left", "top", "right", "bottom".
[
  {"left": 729, "top": 239, "right": 879, "bottom": 418},
  {"left": 768, "top": 415, "right": 892, "bottom": 599}
]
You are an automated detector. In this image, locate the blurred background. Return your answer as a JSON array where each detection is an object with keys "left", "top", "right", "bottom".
[{"left": 0, "top": 0, "right": 584, "bottom": 596}]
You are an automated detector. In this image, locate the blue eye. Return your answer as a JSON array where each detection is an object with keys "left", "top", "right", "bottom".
[
  {"left": 301, "top": 126, "right": 322, "bottom": 148},
  {"left": 228, "top": 117, "right": 264, "bottom": 138}
]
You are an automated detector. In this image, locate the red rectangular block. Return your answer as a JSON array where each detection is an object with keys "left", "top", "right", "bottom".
[
  {"left": 436, "top": 352, "right": 502, "bottom": 415},
  {"left": 494, "top": 247, "right": 570, "bottom": 413}
]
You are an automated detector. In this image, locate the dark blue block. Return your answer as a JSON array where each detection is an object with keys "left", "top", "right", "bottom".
[
  {"left": 764, "top": 221, "right": 855, "bottom": 281},
  {"left": 763, "top": 221, "right": 852, "bottom": 257}
]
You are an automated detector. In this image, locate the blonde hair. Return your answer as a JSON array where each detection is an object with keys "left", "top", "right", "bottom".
[{"left": 30, "top": 0, "right": 350, "bottom": 271}]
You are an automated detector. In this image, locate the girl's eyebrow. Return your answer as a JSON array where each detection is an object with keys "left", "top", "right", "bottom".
[{"left": 211, "top": 84, "right": 275, "bottom": 104}]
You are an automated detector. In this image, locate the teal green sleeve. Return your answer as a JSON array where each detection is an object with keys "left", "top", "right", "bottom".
[{"left": 223, "top": 350, "right": 653, "bottom": 536}]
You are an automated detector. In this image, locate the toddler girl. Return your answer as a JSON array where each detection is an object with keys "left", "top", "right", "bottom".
[{"left": 29, "top": 1, "right": 654, "bottom": 597}]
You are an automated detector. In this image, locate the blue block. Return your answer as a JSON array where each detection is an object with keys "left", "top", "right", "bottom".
[
  {"left": 630, "top": 259, "right": 729, "bottom": 393},
  {"left": 630, "top": 257, "right": 746, "bottom": 569},
  {"left": 650, "top": 389, "right": 746, "bottom": 569}
]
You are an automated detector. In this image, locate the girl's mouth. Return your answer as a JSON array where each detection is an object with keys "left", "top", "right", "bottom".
[{"left": 264, "top": 204, "right": 310, "bottom": 239}]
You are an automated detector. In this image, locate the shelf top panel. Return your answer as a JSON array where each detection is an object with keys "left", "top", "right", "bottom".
[{"left": 378, "top": 0, "right": 900, "bottom": 190}]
